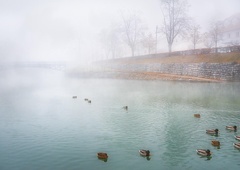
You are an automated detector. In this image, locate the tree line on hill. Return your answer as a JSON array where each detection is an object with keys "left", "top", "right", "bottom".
[{"left": 98, "top": 0, "right": 239, "bottom": 60}]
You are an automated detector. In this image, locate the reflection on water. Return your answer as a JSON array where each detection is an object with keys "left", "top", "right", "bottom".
[
  {"left": 139, "top": 155, "right": 151, "bottom": 161},
  {"left": 98, "top": 158, "right": 108, "bottom": 162},
  {"left": 200, "top": 155, "right": 212, "bottom": 161},
  {"left": 0, "top": 69, "right": 240, "bottom": 170}
]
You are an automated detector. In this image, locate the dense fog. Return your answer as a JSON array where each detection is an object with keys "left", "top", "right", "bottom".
[{"left": 0, "top": 0, "right": 239, "bottom": 67}]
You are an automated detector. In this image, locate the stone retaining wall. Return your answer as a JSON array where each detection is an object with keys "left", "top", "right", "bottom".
[{"left": 102, "top": 62, "right": 240, "bottom": 81}]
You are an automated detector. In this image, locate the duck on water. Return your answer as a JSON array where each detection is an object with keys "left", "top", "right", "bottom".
[
  {"left": 233, "top": 143, "right": 240, "bottom": 149},
  {"left": 139, "top": 150, "right": 150, "bottom": 157},
  {"left": 97, "top": 152, "right": 108, "bottom": 159},
  {"left": 196, "top": 149, "right": 211, "bottom": 157},
  {"left": 206, "top": 129, "right": 219, "bottom": 135},
  {"left": 235, "top": 135, "right": 240, "bottom": 140},
  {"left": 226, "top": 126, "right": 237, "bottom": 131}
]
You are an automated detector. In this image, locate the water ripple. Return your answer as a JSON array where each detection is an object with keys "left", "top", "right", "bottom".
[{"left": 1, "top": 76, "right": 240, "bottom": 169}]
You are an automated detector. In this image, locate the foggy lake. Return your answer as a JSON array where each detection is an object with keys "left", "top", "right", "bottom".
[
  {"left": 0, "top": 68, "right": 240, "bottom": 170},
  {"left": 1, "top": 0, "right": 240, "bottom": 169}
]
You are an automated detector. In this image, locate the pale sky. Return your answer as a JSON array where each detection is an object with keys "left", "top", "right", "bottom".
[{"left": 0, "top": 0, "right": 239, "bottom": 65}]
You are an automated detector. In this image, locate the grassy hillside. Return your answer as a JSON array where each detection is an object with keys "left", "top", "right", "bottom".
[
  {"left": 85, "top": 52, "right": 240, "bottom": 82},
  {"left": 105, "top": 52, "right": 240, "bottom": 65}
]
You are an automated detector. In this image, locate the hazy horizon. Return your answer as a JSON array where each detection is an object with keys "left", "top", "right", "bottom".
[{"left": 0, "top": 0, "right": 239, "bottom": 66}]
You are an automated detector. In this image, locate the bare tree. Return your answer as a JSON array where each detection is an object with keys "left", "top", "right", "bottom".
[
  {"left": 160, "top": 0, "right": 189, "bottom": 53},
  {"left": 99, "top": 29, "right": 111, "bottom": 59},
  {"left": 141, "top": 33, "right": 156, "bottom": 54},
  {"left": 228, "top": 40, "right": 240, "bottom": 46},
  {"left": 121, "top": 12, "right": 145, "bottom": 56},
  {"left": 209, "top": 22, "right": 222, "bottom": 53},
  {"left": 202, "top": 32, "right": 214, "bottom": 49},
  {"left": 99, "top": 25, "right": 121, "bottom": 59},
  {"left": 189, "top": 24, "right": 201, "bottom": 50}
]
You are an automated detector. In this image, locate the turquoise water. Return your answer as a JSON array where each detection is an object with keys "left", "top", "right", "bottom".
[{"left": 0, "top": 69, "right": 240, "bottom": 170}]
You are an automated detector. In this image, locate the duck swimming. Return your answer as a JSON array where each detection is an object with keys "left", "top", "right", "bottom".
[
  {"left": 206, "top": 129, "right": 218, "bottom": 135},
  {"left": 196, "top": 149, "right": 211, "bottom": 156},
  {"left": 226, "top": 126, "right": 237, "bottom": 131},
  {"left": 235, "top": 135, "right": 240, "bottom": 141},
  {"left": 194, "top": 114, "right": 200, "bottom": 118},
  {"left": 211, "top": 140, "right": 220, "bottom": 147},
  {"left": 139, "top": 150, "right": 150, "bottom": 157},
  {"left": 233, "top": 143, "right": 240, "bottom": 149},
  {"left": 97, "top": 152, "right": 108, "bottom": 159}
]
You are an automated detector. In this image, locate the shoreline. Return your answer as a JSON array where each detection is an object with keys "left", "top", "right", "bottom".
[
  {"left": 92, "top": 52, "right": 240, "bottom": 82},
  {"left": 68, "top": 70, "right": 223, "bottom": 83}
]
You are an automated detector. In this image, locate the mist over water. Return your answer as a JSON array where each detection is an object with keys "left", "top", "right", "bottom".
[
  {"left": 1, "top": 0, "right": 240, "bottom": 169},
  {"left": 0, "top": 69, "right": 240, "bottom": 170}
]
